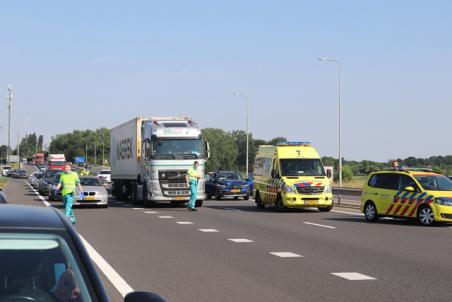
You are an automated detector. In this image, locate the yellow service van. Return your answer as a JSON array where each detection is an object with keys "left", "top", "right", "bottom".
[{"left": 253, "top": 142, "right": 333, "bottom": 211}]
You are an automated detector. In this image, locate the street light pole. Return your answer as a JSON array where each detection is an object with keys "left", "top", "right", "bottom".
[
  {"left": 318, "top": 58, "right": 342, "bottom": 205},
  {"left": 102, "top": 133, "right": 105, "bottom": 167},
  {"left": 233, "top": 92, "right": 250, "bottom": 177},
  {"left": 7, "top": 85, "right": 12, "bottom": 166}
]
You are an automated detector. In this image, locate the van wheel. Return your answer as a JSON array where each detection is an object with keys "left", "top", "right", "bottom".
[
  {"left": 255, "top": 191, "right": 265, "bottom": 209},
  {"left": 275, "top": 195, "right": 285, "bottom": 211},
  {"left": 417, "top": 205, "right": 435, "bottom": 226},
  {"left": 364, "top": 201, "right": 379, "bottom": 222},
  {"left": 318, "top": 204, "right": 333, "bottom": 212}
]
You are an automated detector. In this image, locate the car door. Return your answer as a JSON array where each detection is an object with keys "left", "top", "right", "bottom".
[
  {"left": 374, "top": 173, "right": 400, "bottom": 215},
  {"left": 395, "top": 174, "right": 423, "bottom": 217}
]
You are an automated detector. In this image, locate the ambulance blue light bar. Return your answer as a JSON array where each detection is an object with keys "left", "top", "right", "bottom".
[{"left": 276, "top": 141, "right": 311, "bottom": 146}]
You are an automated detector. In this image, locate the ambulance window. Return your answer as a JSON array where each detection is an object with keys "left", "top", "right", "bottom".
[{"left": 399, "top": 175, "right": 420, "bottom": 192}]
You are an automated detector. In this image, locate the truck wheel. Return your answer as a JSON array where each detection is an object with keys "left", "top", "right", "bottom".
[
  {"left": 234, "top": 197, "right": 239, "bottom": 200},
  {"left": 195, "top": 200, "right": 203, "bottom": 207},
  {"left": 142, "top": 185, "right": 150, "bottom": 207},
  {"left": 255, "top": 191, "right": 265, "bottom": 209},
  {"left": 132, "top": 184, "right": 141, "bottom": 205},
  {"left": 244, "top": 195, "right": 250, "bottom": 200}
]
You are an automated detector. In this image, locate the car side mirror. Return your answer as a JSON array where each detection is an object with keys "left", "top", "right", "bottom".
[
  {"left": 124, "top": 291, "right": 167, "bottom": 302},
  {"left": 404, "top": 186, "right": 415, "bottom": 192},
  {"left": 326, "top": 169, "right": 332, "bottom": 179}
]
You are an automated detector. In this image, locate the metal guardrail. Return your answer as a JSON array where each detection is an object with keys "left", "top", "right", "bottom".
[{"left": 333, "top": 187, "right": 362, "bottom": 196}]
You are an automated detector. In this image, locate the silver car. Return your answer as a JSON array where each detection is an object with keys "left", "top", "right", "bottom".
[
  {"left": 30, "top": 172, "right": 43, "bottom": 188},
  {"left": 73, "top": 176, "right": 109, "bottom": 208}
]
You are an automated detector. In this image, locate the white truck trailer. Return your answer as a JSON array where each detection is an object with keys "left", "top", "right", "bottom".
[{"left": 110, "top": 117, "right": 210, "bottom": 206}]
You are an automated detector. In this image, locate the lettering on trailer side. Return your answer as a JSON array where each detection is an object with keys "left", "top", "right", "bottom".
[{"left": 117, "top": 138, "right": 134, "bottom": 160}]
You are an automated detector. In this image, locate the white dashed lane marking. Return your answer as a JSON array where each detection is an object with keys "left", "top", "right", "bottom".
[
  {"left": 331, "top": 210, "right": 364, "bottom": 216},
  {"left": 198, "top": 229, "right": 219, "bottom": 233},
  {"left": 303, "top": 222, "right": 336, "bottom": 229},
  {"left": 176, "top": 221, "right": 194, "bottom": 225},
  {"left": 228, "top": 238, "right": 254, "bottom": 243},
  {"left": 158, "top": 216, "right": 173, "bottom": 219},
  {"left": 331, "top": 272, "right": 377, "bottom": 281},
  {"left": 270, "top": 252, "right": 303, "bottom": 258},
  {"left": 144, "top": 211, "right": 158, "bottom": 214},
  {"left": 132, "top": 207, "right": 144, "bottom": 210}
]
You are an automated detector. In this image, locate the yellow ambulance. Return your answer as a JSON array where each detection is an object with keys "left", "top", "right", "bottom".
[{"left": 253, "top": 142, "right": 333, "bottom": 211}]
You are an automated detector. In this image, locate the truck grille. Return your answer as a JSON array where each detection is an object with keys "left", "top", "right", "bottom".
[
  {"left": 164, "top": 190, "right": 190, "bottom": 196},
  {"left": 296, "top": 186, "right": 324, "bottom": 195},
  {"left": 162, "top": 183, "right": 189, "bottom": 189},
  {"left": 159, "top": 170, "right": 187, "bottom": 181}
]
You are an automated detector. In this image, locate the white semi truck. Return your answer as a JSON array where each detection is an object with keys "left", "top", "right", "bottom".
[{"left": 110, "top": 117, "right": 210, "bottom": 206}]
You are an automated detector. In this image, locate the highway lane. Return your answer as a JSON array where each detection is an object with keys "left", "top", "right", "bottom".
[{"left": 5, "top": 173, "right": 452, "bottom": 302}]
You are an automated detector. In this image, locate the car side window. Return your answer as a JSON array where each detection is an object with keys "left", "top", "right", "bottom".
[
  {"left": 399, "top": 175, "right": 420, "bottom": 192},
  {"left": 369, "top": 173, "right": 399, "bottom": 190}
]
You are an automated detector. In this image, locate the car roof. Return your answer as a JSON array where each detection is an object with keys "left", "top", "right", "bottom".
[
  {"left": 0, "top": 205, "right": 65, "bottom": 230},
  {"left": 371, "top": 170, "right": 441, "bottom": 176}
]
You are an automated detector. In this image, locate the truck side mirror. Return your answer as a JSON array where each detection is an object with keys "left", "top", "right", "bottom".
[
  {"left": 271, "top": 169, "right": 278, "bottom": 178},
  {"left": 205, "top": 141, "right": 210, "bottom": 160},
  {"left": 326, "top": 169, "right": 332, "bottom": 179},
  {"left": 125, "top": 292, "right": 167, "bottom": 302}
]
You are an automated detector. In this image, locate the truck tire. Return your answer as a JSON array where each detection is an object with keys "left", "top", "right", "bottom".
[
  {"left": 255, "top": 191, "right": 265, "bottom": 209},
  {"left": 195, "top": 200, "right": 203, "bottom": 207},
  {"left": 132, "top": 184, "right": 141, "bottom": 205}
]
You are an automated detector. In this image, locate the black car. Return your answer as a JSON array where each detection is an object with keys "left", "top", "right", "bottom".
[
  {"left": 39, "top": 170, "right": 62, "bottom": 195},
  {"left": 0, "top": 205, "right": 166, "bottom": 302},
  {"left": 47, "top": 173, "right": 62, "bottom": 201},
  {"left": 205, "top": 171, "right": 251, "bottom": 200}
]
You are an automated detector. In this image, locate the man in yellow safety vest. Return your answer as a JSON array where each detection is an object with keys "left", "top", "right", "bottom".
[
  {"left": 57, "top": 162, "right": 84, "bottom": 224},
  {"left": 185, "top": 161, "right": 201, "bottom": 211}
]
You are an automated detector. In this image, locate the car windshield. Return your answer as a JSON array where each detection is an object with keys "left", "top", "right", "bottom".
[
  {"left": 0, "top": 233, "right": 92, "bottom": 301},
  {"left": 51, "top": 161, "right": 66, "bottom": 166},
  {"left": 152, "top": 138, "right": 204, "bottom": 159},
  {"left": 80, "top": 178, "right": 102, "bottom": 186},
  {"left": 217, "top": 172, "right": 242, "bottom": 180},
  {"left": 99, "top": 171, "right": 111, "bottom": 175},
  {"left": 280, "top": 159, "right": 326, "bottom": 177},
  {"left": 52, "top": 174, "right": 61, "bottom": 183},
  {"left": 414, "top": 175, "right": 452, "bottom": 191},
  {"left": 3, "top": 167, "right": 11, "bottom": 170},
  {"left": 36, "top": 174, "right": 43, "bottom": 179},
  {"left": 46, "top": 170, "right": 60, "bottom": 178}
]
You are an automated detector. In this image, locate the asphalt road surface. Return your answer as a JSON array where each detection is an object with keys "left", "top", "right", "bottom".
[{"left": 5, "top": 168, "right": 452, "bottom": 302}]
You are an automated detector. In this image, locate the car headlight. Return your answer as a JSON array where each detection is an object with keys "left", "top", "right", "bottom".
[
  {"left": 324, "top": 185, "right": 332, "bottom": 194},
  {"left": 435, "top": 198, "right": 452, "bottom": 206},
  {"left": 284, "top": 185, "right": 296, "bottom": 193}
]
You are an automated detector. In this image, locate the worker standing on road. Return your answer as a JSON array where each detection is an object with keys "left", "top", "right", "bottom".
[
  {"left": 56, "top": 162, "right": 84, "bottom": 224},
  {"left": 186, "top": 161, "right": 201, "bottom": 211}
]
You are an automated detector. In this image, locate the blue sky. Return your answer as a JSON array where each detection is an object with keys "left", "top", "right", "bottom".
[{"left": 1, "top": 0, "right": 451, "bottom": 161}]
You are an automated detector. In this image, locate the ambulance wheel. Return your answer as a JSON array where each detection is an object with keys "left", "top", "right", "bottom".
[
  {"left": 275, "top": 195, "right": 285, "bottom": 211},
  {"left": 417, "top": 205, "right": 435, "bottom": 226},
  {"left": 195, "top": 200, "right": 203, "bottom": 207},
  {"left": 364, "top": 201, "right": 379, "bottom": 222},
  {"left": 255, "top": 191, "right": 265, "bottom": 209},
  {"left": 318, "top": 204, "right": 333, "bottom": 212}
]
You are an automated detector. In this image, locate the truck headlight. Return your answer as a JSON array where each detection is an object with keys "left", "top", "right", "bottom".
[
  {"left": 324, "top": 185, "right": 332, "bottom": 194},
  {"left": 284, "top": 185, "right": 296, "bottom": 193},
  {"left": 435, "top": 198, "right": 452, "bottom": 206}
]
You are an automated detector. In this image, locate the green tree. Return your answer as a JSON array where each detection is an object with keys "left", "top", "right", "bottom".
[
  {"left": 342, "top": 165, "right": 353, "bottom": 181},
  {"left": 268, "top": 136, "right": 287, "bottom": 145},
  {"left": 202, "top": 128, "right": 238, "bottom": 172}
]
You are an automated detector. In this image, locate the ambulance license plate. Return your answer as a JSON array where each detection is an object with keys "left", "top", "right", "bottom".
[
  {"left": 304, "top": 200, "right": 317, "bottom": 205},
  {"left": 231, "top": 189, "right": 240, "bottom": 193}
]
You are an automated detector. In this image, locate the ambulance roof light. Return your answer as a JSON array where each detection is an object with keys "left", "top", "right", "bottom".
[{"left": 276, "top": 141, "right": 311, "bottom": 146}]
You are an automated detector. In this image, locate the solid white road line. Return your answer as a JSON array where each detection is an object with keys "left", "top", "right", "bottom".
[
  {"left": 158, "top": 216, "right": 173, "bottom": 219},
  {"left": 270, "top": 252, "right": 303, "bottom": 258},
  {"left": 132, "top": 207, "right": 144, "bottom": 210},
  {"left": 25, "top": 181, "right": 135, "bottom": 297},
  {"left": 228, "top": 238, "right": 254, "bottom": 243},
  {"left": 79, "top": 235, "right": 135, "bottom": 297},
  {"left": 198, "top": 229, "right": 219, "bottom": 232},
  {"left": 303, "top": 222, "right": 336, "bottom": 229},
  {"left": 176, "top": 221, "right": 194, "bottom": 225},
  {"left": 144, "top": 211, "right": 158, "bottom": 214},
  {"left": 331, "top": 272, "right": 376, "bottom": 281},
  {"left": 332, "top": 210, "right": 364, "bottom": 216}
]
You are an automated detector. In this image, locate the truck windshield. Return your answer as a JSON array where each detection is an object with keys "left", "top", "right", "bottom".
[
  {"left": 152, "top": 139, "right": 204, "bottom": 159},
  {"left": 50, "top": 161, "right": 66, "bottom": 165},
  {"left": 280, "top": 159, "right": 326, "bottom": 177}
]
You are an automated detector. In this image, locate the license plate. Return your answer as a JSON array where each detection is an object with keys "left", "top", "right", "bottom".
[
  {"left": 175, "top": 196, "right": 185, "bottom": 200},
  {"left": 84, "top": 196, "right": 95, "bottom": 201},
  {"left": 231, "top": 189, "right": 240, "bottom": 193},
  {"left": 304, "top": 200, "right": 317, "bottom": 205}
]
